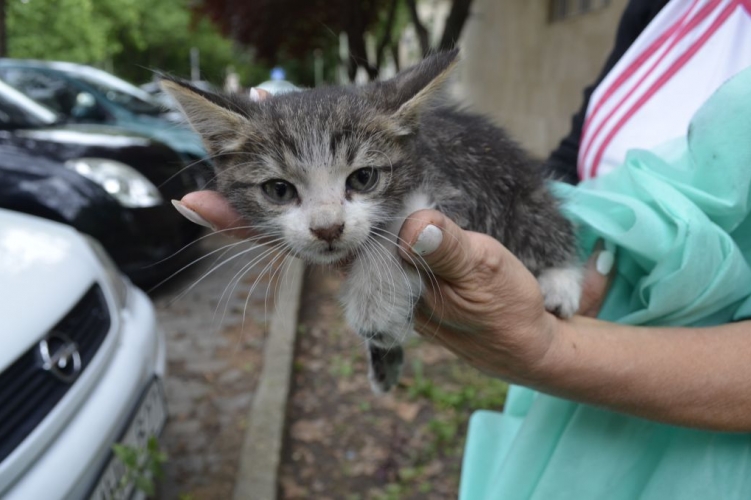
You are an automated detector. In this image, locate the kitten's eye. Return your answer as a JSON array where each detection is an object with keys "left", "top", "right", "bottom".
[
  {"left": 261, "top": 179, "right": 298, "bottom": 203},
  {"left": 346, "top": 167, "right": 379, "bottom": 193}
]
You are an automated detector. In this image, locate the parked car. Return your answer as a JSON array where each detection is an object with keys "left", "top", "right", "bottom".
[
  {"left": 0, "top": 79, "right": 203, "bottom": 286},
  {"left": 0, "top": 208, "right": 167, "bottom": 499},
  {"left": 141, "top": 79, "right": 218, "bottom": 120},
  {"left": 0, "top": 59, "right": 207, "bottom": 162}
]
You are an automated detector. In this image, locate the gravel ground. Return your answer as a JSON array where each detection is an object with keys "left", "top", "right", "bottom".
[
  {"left": 279, "top": 267, "right": 508, "bottom": 499},
  {"left": 149, "top": 234, "right": 284, "bottom": 499}
]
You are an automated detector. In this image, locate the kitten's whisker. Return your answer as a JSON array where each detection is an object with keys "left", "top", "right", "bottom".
[
  {"left": 144, "top": 228, "right": 280, "bottom": 275},
  {"left": 241, "top": 244, "right": 290, "bottom": 342},
  {"left": 264, "top": 249, "right": 295, "bottom": 333},
  {"left": 226, "top": 241, "right": 288, "bottom": 354},
  {"left": 168, "top": 243, "right": 276, "bottom": 306},
  {"left": 147, "top": 238, "right": 253, "bottom": 294},
  {"left": 157, "top": 150, "right": 258, "bottom": 188},
  {"left": 361, "top": 238, "right": 399, "bottom": 318},
  {"left": 365, "top": 235, "right": 418, "bottom": 352},
  {"left": 367, "top": 234, "right": 417, "bottom": 317},
  {"left": 215, "top": 238, "right": 287, "bottom": 326},
  {"left": 367, "top": 148, "right": 395, "bottom": 188},
  {"left": 371, "top": 228, "right": 446, "bottom": 334}
]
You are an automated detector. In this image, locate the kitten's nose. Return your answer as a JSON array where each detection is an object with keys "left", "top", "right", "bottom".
[{"left": 310, "top": 223, "right": 345, "bottom": 243}]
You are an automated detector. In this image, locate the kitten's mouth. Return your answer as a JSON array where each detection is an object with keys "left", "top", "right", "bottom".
[{"left": 299, "top": 243, "right": 356, "bottom": 267}]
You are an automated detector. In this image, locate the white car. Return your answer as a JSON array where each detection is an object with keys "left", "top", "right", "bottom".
[{"left": 0, "top": 209, "right": 167, "bottom": 499}]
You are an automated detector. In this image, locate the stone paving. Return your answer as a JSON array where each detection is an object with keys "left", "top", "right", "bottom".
[{"left": 149, "top": 234, "right": 285, "bottom": 499}]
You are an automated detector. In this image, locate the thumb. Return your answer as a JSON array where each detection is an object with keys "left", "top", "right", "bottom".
[
  {"left": 577, "top": 239, "right": 616, "bottom": 317},
  {"left": 398, "top": 210, "right": 475, "bottom": 281}
]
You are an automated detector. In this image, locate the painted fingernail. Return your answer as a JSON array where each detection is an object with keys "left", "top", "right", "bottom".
[
  {"left": 596, "top": 249, "right": 615, "bottom": 275},
  {"left": 411, "top": 224, "right": 442, "bottom": 256},
  {"left": 171, "top": 199, "right": 214, "bottom": 229},
  {"left": 249, "top": 87, "right": 261, "bottom": 102}
]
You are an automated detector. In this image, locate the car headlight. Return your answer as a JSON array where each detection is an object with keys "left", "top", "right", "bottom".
[
  {"left": 65, "top": 158, "right": 163, "bottom": 208},
  {"left": 83, "top": 235, "right": 129, "bottom": 310}
]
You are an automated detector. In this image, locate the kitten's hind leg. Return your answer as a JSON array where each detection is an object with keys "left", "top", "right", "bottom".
[
  {"left": 537, "top": 265, "right": 583, "bottom": 318},
  {"left": 366, "top": 340, "right": 404, "bottom": 394}
]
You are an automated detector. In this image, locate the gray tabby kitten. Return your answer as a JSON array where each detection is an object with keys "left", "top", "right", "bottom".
[{"left": 162, "top": 50, "right": 581, "bottom": 393}]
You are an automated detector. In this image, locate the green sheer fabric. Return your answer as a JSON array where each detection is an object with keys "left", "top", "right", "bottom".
[{"left": 459, "top": 66, "right": 751, "bottom": 499}]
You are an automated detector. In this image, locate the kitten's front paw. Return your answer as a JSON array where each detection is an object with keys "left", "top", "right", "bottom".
[
  {"left": 367, "top": 343, "right": 404, "bottom": 394},
  {"left": 537, "top": 266, "right": 582, "bottom": 318}
]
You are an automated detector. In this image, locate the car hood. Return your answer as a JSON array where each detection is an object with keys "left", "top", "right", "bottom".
[{"left": 0, "top": 209, "right": 99, "bottom": 372}]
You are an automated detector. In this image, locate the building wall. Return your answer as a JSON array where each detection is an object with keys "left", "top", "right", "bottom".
[{"left": 458, "top": 0, "right": 629, "bottom": 158}]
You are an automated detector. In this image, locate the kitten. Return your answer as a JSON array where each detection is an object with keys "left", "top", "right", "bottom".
[{"left": 161, "top": 49, "right": 581, "bottom": 393}]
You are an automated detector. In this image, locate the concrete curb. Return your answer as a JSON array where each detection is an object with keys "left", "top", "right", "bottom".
[{"left": 233, "top": 258, "right": 305, "bottom": 500}]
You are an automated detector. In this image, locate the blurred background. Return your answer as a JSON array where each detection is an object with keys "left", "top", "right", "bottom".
[{"left": 0, "top": 0, "right": 627, "bottom": 153}]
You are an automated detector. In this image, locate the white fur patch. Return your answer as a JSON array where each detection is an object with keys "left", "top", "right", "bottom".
[
  {"left": 537, "top": 265, "right": 583, "bottom": 318},
  {"left": 341, "top": 190, "right": 435, "bottom": 346}
]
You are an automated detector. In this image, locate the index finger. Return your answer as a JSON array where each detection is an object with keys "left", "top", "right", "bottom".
[{"left": 180, "top": 190, "right": 258, "bottom": 239}]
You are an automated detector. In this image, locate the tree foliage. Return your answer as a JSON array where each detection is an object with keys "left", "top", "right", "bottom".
[
  {"left": 5, "top": 0, "right": 265, "bottom": 85},
  {"left": 198, "top": 0, "right": 474, "bottom": 84}
]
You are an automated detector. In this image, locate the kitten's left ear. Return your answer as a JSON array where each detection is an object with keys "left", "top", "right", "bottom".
[
  {"left": 160, "top": 78, "right": 254, "bottom": 153},
  {"left": 369, "top": 49, "right": 460, "bottom": 135}
]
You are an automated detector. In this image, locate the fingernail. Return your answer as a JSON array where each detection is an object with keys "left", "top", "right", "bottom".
[
  {"left": 596, "top": 250, "right": 615, "bottom": 275},
  {"left": 171, "top": 199, "right": 214, "bottom": 229},
  {"left": 249, "top": 87, "right": 261, "bottom": 102},
  {"left": 411, "top": 224, "right": 442, "bottom": 255}
]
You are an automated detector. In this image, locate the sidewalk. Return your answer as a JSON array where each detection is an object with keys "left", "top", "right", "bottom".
[{"left": 151, "top": 234, "right": 295, "bottom": 499}]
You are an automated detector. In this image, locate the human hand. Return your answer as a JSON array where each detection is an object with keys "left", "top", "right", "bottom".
[
  {"left": 398, "top": 210, "right": 615, "bottom": 382},
  {"left": 398, "top": 210, "right": 560, "bottom": 382},
  {"left": 172, "top": 191, "right": 258, "bottom": 239},
  {"left": 577, "top": 240, "right": 615, "bottom": 318}
]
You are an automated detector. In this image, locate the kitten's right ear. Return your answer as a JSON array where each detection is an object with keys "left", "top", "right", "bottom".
[{"left": 160, "top": 78, "right": 253, "bottom": 154}]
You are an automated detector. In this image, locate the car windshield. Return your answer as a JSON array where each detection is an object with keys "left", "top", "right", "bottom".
[
  {"left": 64, "top": 67, "right": 164, "bottom": 116},
  {"left": 0, "top": 80, "right": 59, "bottom": 129}
]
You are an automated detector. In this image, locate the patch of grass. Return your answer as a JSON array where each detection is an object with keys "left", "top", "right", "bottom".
[
  {"left": 407, "top": 359, "right": 508, "bottom": 410},
  {"left": 373, "top": 483, "right": 405, "bottom": 500},
  {"left": 328, "top": 354, "right": 354, "bottom": 378},
  {"left": 398, "top": 465, "right": 421, "bottom": 481},
  {"left": 112, "top": 436, "right": 167, "bottom": 497},
  {"left": 418, "top": 481, "right": 432, "bottom": 494},
  {"left": 405, "top": 359, "right": 508, "bottom": 459}
]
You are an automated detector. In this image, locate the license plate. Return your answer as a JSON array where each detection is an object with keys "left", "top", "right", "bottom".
[{"left": 89, "top": 379, "right": 167, "bottom": 500}]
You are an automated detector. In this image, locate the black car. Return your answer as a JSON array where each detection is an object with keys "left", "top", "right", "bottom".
[{"left": 0, "top": 80, "right": 204, "bottom": 286}]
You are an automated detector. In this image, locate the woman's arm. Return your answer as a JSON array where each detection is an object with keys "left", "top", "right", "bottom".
[
  {"left": 539, "top": 317, "right": 751, "bottom": 432},
  {"left": 400, "top": 209, "right": 751, "bottom": 432}
]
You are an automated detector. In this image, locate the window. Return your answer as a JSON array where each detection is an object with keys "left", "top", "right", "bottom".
[
  {"left": 0, "top": 68, "right": 79, "bottom": 115},
  {"left": 549, "top": 0, "right": 611, "bottom": 22}
]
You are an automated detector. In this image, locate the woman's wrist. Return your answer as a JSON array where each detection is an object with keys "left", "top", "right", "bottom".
[{"left": 512, "top": 311, "right": 576, "bottom": 387}]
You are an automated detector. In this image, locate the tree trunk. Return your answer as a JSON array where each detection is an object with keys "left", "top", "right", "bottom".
[
  {"left": 438, "top": 0, "right": 473, "bottom": 51},
  {"left": 375, "top": 0, "right": 399, "bottom": 71},
  {"left": 406, "top": 0, "right": 430, "bottom": 57},
  {"left": 0, "top": 0, "right": 7, "bottom": 58},
  {"left": 345, "top": 2, "right": 379, "bottom": 82}
]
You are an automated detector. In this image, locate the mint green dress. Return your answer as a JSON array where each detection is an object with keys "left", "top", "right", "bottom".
[{"left": 459, "top": 66, "right": 751, "bottom": 499}]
